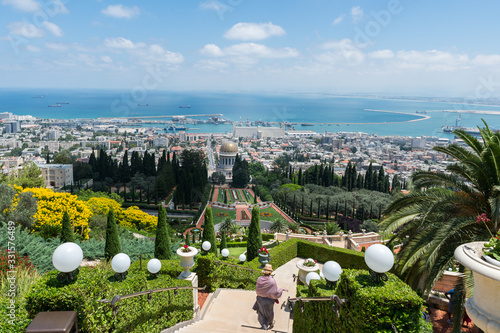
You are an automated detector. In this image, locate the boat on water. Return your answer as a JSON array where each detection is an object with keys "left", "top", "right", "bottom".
[
  {"left": 442, "top": 126, "right": 481, "bottom": 135},
  {"left": 32, "top": 95, "right": 44, "bottom": 98},
  {"left": 138, "top": 104, "right": 149, "bottom": 106},
  {"left": 179, "top": 105, "right": 191, "bottom": 108},
  {"left": 165, "top": 124, "right": 187, "bottom": 131},
  {"left": 301, "top": 123, "right": 313, "bottom": 126},
  {"left": 48, "top": 104, "right": 61, "bottom": 107},
  {"left": 416, "top": 110, "right": 427, "bottom": 114},
  {"left": 56, "top": 102, "right": 69, "bottom": 104}
]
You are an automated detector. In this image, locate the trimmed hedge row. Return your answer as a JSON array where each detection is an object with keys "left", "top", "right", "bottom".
[
  {"left": 25, "top": 260, "right": 192, "bottom": 333},
  {"left": 293, "top": 269, "right": 432, "bottom": 333},
  {"left": 297, "top": 240, "right": 366, "bottom": 270},
  {"left": 196, "top": 253, "right": 260, "bottom": 292}
]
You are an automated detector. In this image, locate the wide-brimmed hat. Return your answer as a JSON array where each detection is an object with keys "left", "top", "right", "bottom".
[{"left": 262, "top": 264, "right": 273, "bottom": 275}]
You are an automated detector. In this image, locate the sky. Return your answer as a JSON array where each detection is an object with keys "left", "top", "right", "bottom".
[{"left": 1, "top": 0, "right": 500, "bottom": 98}]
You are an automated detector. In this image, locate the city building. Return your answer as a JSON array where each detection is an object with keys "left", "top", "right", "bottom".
[
  {"left": 233, "top": 123, "right": 285, "bottom": 139},
  {"left": 4, "top": 121, "right": 20, "bottom": 134},
  {"left": 37, "top": 164, "right": 74, "bottom": 189},
  {"left": 216, "top": 141, "right": 238, "bottom": 181}
]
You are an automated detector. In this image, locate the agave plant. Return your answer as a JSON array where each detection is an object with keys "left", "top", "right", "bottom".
[{"left": 380, "top": 121, "right": 500, "bottom": 332}]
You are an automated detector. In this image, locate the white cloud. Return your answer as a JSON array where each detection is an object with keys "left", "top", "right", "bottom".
[
  {"left": 201, "top": 43, "right": 299, "bottom": 59},
  {"left": 471, "top": 55, "right": 500, "bottom": 66},
  {"left": 101, "top": 4, "right": 140, "bottom": 19},
  {"left": 200, "top": 44, "right": 224, "bottom": 57},
  {"left": 1, "top": 0, "right": 40, "bottom": 12},
  {"left": 144, "top": 44, "right": 184, "bottom": 64},
  {"left": 351, "top": 6, "right": 363, "bottom": 22},
  {"left": 395, "top": 50, "right": 469, "bottom": 70},
  {"left": 101, "top": 55, "right": 113, "bottom": 63},
  {"left": 52, "top": 0, "right": 69, "bottom": 14},
  {"left": 200, "top": 1, "right": 226, "bottom": 11},
  {"left": 368, "top": 49, "right": 394, "bottom": 59},
  {"left": 105, "top": 37, "right": 137, "bottom": 49},
  {"left": 45, "top": 42, "right": 68, "bottom": 51},
  {"left": 224, "top": 22, "right": 286, "bottom": 41},
  {"left": 42, "top": 22, "right": 63, "bottom": 37},
  {"left": 319, "top": 39, "right": 365, "bottom": 64},
  {"left": 7, "top": 21, "right": 44, "bottom": 38},
  {"left": 26, "top": 44, "right": 41, "bottom": 52},
  {"left": 333, "top": 14, "right": 345, "bottom": 25}
]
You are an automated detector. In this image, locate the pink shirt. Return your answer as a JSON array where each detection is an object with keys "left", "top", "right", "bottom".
[{"left": 255, "top": 275, "right": 284, "bottom": 299}]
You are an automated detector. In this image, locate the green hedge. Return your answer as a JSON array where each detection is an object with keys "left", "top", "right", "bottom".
[
  {"left": 196, "top": 253, "right": 260, "bottom": 292},
  {"left": 293, "top": 269, "right": 432, "bottom": 333},
  {"left": 25, "top": 261, "right": 193, "bottom": 333},
  {"left": 297, "top": 240, "right": 366, "bottom": 270}
]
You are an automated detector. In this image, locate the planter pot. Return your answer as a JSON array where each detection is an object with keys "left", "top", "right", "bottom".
[
  {"left": 258, "top": 253, "right": 270, "bottom": 267},
  {"left": 296, "top": 260, "right": 319, "bottom": 285},
  {"left": 454, "top": 242, "right": 500, "bottom": 333},
  {"left": 177, "top": 246, "right": 198, "bottom": 278}
]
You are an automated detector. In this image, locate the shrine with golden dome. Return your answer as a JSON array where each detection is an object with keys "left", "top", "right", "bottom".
[{"left": 216, "top": 141, "right": 238, "bottom": 181}]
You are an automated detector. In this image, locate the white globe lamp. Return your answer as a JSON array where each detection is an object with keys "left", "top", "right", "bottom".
[
  {"left": 305, "top": 272, "right": 321, "bottom": 286},
  {"left": 221, "top": 248, "right": 229, "bottom": 258},
  {"left": 323, "top": 261, "right": 342, "bottom": 288},
  {"left": 52, "top": 242, "right": 83, "bottom": 273},
  {"left": 52, "top": 242, "right": 83, "bottom": 282},
  {"left": 147, "top": 258, "right": 162, "bottom": 274},
  {"left": 239, "top": 254, "right": 246, "bottom": 262},
  {"left": 364, "top": 244, "right": 394, "bottom": 282},
  {"left": 111, "top": 253, "right": 131, "bottom": 280},
  {"left": 202, "top": 241, "right": 211, "bottom": 252}
]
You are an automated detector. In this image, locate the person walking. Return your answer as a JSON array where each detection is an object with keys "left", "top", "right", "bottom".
[{"left": 253, "top": 264, "right": 287, "bottom": 330}]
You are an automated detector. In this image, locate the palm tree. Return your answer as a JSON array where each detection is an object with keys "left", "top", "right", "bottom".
[
  {"left": 218, "top": 217, "right": 236, "bottom": 235},
  {"left": 381, "top": 121, "right": 499, "bottom": 302},
  {"left": 270, "top": 218, "right": 289, "bottom": 233}
]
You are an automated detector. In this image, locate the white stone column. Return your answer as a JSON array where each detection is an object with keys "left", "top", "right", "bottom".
[{"left": 178, "top": 272, "right": 199, "bottom": 316}]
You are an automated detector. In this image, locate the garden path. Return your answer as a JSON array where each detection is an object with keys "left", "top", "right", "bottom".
[{"left": 172, "top": 257, "right": 307, "bottom": 333}]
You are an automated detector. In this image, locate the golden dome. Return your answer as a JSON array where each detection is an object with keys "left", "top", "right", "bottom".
[{"left": 220, "top": 141, "right": 238, "bottom": 153}]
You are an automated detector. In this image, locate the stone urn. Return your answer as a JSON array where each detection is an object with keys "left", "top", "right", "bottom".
[
  {"left": 296, "top": 259, "right": 319, "bottom": 284},
  {"left": 177, "top": 246, "right": 198, "bottom": 278},
  {"left": 454, "top": 242, "right": 500, "bottom": 333},
  {"left": 258, "top": 253, "right": 270, "bottom": 267}
]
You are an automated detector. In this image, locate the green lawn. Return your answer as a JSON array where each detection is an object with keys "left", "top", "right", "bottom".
[
  {"left": 228, "top": 247, "right": 246, "bottom": 257},
  {"left": 212, "top": 206, "right": 237, "bottom": 224},
  {"left": 258, "top": 206, "right": 287, "bottom": 222}
]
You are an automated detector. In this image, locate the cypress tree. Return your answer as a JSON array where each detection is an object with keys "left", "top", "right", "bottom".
[
  {"left": 192, "top": 232, "right": 195, "bottom": 244},
  {"left": 202, "top": 207, "right": 217, "bottom": 254},
  {"left": 220, "top": 230, "right": 227, "bottom": 253},
  {"left": 317, "top": 198, "right": 321, "bottom": 219},
  {"left": 185, "top": 232, "right": 191, "bottom": 246},
  {"left": 60, "top": 211, "right": 74, "bottom": 243},
  {"left": 247, "top": 206, "right": 262, "bottom": 261},
  {"left": 298, "top": 168, "right": 302, "bottom": 185},
  {"left": 155, "top": 205, "right": 171, "bottom": 259},
  {"left": 310, "top": 199, "right": 313, "bottom": 217},
  {"left": 104, "top": 208, "right": 121, "bottom": 260}
]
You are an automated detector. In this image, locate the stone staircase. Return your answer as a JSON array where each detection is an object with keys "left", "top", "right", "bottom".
[{"left": 165, "top": 258, "right": 303, "bottom": 333}]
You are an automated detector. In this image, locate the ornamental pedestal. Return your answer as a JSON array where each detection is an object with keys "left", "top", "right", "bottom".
[
  {"left": 454, "top": 242, "right": 500, "bottom": 333},
  {"left": 177, "top": 246, "right": 198, "bottom": 278},
  {"left": 296, "top": 261, "right": 319, "bottom": 285}
]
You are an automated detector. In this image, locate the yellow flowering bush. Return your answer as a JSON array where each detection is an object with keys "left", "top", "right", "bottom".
[
  {"left": 122, "top": 206, "right": 158, "bottom": 232},
  {"left": 18, "top": 187, "right": 92, "bottom": 239},
  {"left": 84, "top": 197, "right": 125, "bottom": 222}
]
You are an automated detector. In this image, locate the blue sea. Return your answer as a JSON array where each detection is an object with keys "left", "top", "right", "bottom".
[{"left": 2, "top": 88, "right": 500, "bottom": 138}]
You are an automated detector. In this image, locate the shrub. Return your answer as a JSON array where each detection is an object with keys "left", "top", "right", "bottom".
[
  {"left": 121, "top": 206, "right": 157, "bottom": 232},
  {"left": 196, "top": 253, "right": 260, "bottom": 292},
  {"left": 201, "top": 207, "right": 216, "bottom": 254},
  {"left": 25, "top": 262, "right": 193, "bottom": 333},
  {"left": 293, "top": 269, "right": 430, "bottom": 333}
]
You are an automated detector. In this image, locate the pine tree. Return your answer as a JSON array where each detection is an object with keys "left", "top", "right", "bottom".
[
  {"left": 298, "top": 168, "right": 302, "bottom": 185},
  {"left": 202, "top": 207, "right": 217, "bottom": 254},
  {"left": 246, "top": 206, "right": 262, "bottom": 261},
  {"left": 104, "top": 208, "right": 121, "bottom": 260},
  {"left": 154, "top": 205, "right": 171, "bottom": 259},
  {"left": 60, "top": 211, "right": 74, "bottom": 243},
  {"left": 365, "top": 162, "right": 373, "bottom": 189}
]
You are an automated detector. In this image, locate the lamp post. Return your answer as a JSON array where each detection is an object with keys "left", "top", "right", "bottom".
[
  {"left": 147, "top": 258, "right": 162, "bottom": 277},
  {"left": 52, "top": 242, "right": 83, "bottom": 283},
  {"left": 221, "top": 248, "right": 229, "bottom": 259},
  {"left": 322, "top": 261, "right": 343, "bottom": 289},
  {"left": 364, "top": 244, "right": 394, "bottom": 283},
  {"left": 202, "top": 241, "right": 211, "bottom": 253},
  {"left": 111, "top": 253, "right": 131, "bottom": 281},
  {"left": 239, "top": 254, "right": 246, "bottom": 263}
]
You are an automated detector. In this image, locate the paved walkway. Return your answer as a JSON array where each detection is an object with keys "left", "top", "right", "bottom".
[{"left": 173, "top": 258, "right": 307, "bottom": 333}]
